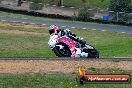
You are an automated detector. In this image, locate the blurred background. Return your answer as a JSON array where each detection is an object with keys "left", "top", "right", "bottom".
[{"left": 0, "top": 0, "right": 132, "bottom": 24}]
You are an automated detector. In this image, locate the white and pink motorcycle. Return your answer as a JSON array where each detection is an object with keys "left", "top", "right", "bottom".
[{"left": 48, "top": 27, "right": 99, "bottom": 58}]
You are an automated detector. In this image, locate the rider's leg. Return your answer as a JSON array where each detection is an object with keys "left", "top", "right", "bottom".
[{"left": 75, "top": 48, "right": 81, "bottom": 58}]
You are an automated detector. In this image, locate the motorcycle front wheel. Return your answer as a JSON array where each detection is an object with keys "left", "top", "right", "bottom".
[{"left": 53, "top": 43, "right": 71, "bottom": 57}]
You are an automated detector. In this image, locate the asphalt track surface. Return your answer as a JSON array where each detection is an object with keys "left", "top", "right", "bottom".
[{"left": 0, "top": 16, "right": 132, "bottom": 33}]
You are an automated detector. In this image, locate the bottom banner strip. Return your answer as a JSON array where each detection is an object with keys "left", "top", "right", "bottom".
[{"left": 77, "top": 75, "right": 130, "bottom": 84}]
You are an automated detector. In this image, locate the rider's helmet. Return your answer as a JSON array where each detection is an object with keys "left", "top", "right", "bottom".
[{"left": 49, "top": 25, "right": 59, "bottom": 35}]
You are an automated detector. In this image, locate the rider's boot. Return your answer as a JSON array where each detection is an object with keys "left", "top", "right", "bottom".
[{"left": 75, "top": 48, "right": 81, "bottom": 58}]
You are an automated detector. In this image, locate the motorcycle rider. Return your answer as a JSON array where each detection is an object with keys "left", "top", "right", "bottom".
[
  {"left": 49, "top": 25, "right": 86, "bottom": 46},
  {"left": 49, "top": 25, "right": 88, "bottom": 58}
]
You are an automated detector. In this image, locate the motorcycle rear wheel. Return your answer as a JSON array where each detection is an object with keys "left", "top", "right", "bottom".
[
  {"left": 83, "top": 44, "right": 99, "bottom": 58},
  {"left": 86, "top": 49, "right": 99, "bottom": 58}
]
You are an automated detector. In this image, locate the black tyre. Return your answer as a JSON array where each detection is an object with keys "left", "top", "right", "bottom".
[
  {"left": 87, "top": 49, "right": 99, "bottom": 58},
  {"left": 84, "top": 44, "right": 99, "bottom": 58},
  {"left": 53, "top": 43, "right": 71, "bottom": 57}
]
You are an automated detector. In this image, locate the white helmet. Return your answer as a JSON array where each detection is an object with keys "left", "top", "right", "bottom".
[
  {"left": 49, "top": 25, "right": 59, "bottom": 34},
  {"left": 49, "top": 25, "right": 58, "bottom": 30}
]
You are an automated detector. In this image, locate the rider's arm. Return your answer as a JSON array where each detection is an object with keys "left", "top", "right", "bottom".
[
  {"left": 57, "top": 29, "right": 66, "bottom": 36},
  {"left": 67, "top": 31, "right": 76, "bottom": 37},
  {"left": 67, "top": 32, "right": 78, "bottom": 41},
  {"left": 67, "top": 31, "right": 86, "bottom": 45}
]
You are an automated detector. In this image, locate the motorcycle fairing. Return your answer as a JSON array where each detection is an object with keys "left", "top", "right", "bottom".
[{"left": 58, "top": 37, "right": 76, "bottom": 58}]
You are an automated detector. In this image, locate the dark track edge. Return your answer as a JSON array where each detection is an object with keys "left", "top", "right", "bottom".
[{"left": 0, "top": 57, "right": 132, "bottom": 61}]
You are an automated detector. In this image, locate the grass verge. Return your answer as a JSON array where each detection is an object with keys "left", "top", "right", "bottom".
[
  {"left": 0, "top": 69, "right": 131, "bottom": 88},
  {"left": 28, "top": 0, "right": 109, "bottom": 8},
  {"left": 63, "top": 0, "right": 110, "bottom": 8}
]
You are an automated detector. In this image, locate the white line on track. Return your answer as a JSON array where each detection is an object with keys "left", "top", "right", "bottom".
[
  {"left": 42, "top": 24, "right": 46, "bottom": 26},
  {"left": 71, "top": 27, "right": 75, "bottom": 29},
  {"left": 92, "top": 29, "right": 97, "bottom": 30},
  {"left": 62, "top": 26, "right": 66, "bottom": 27},
  {"left": 82, "top": 28, "right": 87, "bottom": 29},
  {"left": 30, "top": 23, "right": 35, "bottom": 25},
  {"left": 102, "top": 30, "right": 106, "bottom": 31},
  {"left": 121, "top": 32, "right": 126, "bottom": 34},
  {"left": 22, "top": 22, "right": 26, "bottom": 24}
]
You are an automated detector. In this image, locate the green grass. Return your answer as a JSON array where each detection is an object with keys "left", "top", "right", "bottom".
[
  {"left": 0, "top": 25, "right": 56, "bottom": 57},
  {"left": 89, "top": 0, "right": 110, "bottom": 8},
  {"left": 0, "top": 23, "right": 131, "bottom": 58},
  {"left": 0, "top": 69, "right": 131, "bottom": 88},
  {"left": 71, "top": 29, "right": 132, "bottom": 58},
  {"left": 64, "top": 0, "right": 110, "bottom": 8},
  {"left": 63, "top": 0, "right": 84, "bottom": 7},
  {"left": 63, "top": 0, "right": 110, "bottom": 8}
]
